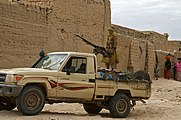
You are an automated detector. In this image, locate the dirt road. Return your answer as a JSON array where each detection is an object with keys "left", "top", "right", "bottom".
[{"left": 0, "top": 78, "right": 180, "bottom": 120}]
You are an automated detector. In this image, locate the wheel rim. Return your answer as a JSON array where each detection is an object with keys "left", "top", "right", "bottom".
[
  {"left": 25, "top": 93, "right": 40, "bottom": 110},
  {"left": 116, "top": 99, "right": 127, "bottom": 113}
]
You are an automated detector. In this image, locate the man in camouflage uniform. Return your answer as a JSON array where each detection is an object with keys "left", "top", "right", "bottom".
[{"left": 102, "top": 27, "right": 119, "bottom": 70}]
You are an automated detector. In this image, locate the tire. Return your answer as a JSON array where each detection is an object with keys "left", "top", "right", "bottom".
[
  {"left": 109, "top": 93, "right": 131, "bottom": 118},
  {"left": 0, "top": 97, "right": 16, "bottom": 111},
  {"left": 83, "top": 103, "right": 102, "bottom": 114},
  {"left": 132, "top": 70, "right": 150, "bottom": 81},
  {"left": 16, "top": 85, "right": 45, "bottom": 116}
]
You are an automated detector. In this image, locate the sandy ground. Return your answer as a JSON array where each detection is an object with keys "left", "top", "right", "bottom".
[{"left": 0, "top": 78, "right": 180, "bottom": 120}]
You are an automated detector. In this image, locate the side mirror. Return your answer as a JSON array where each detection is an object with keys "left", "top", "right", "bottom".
[
  {"left": 39, "top": 49, "right": 45, "bottom": 58},
  {"left": 66, "top": 66, "right": 75, "bottom": 75}
]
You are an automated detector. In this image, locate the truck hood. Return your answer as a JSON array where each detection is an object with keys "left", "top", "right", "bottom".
[{"left": 0, "top": 68, "right": 57, "bottom": 75}]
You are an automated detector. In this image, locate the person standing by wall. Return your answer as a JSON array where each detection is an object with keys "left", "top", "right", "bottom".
[
  {"left": 175, "top": 58, "right": 181, "bottom": 81},
  {"left": 102, "top": 27, "right": 119, "bottom": 71},
  {"left": 154, "top": 63, "right": 159, "bottom": 80},
  {"left": 164, "top": 58, "right": 171, "bottom": 79}
]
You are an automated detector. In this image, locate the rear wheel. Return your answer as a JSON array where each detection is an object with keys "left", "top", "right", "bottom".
[
  {"left": 83, "top": 103, "right": 102, "bottom": 114},
  {"left": 109, "top": 93, "right": 131, "bottom": 118},
  {"left": 16, "top": 85, "right": 45, "bottom": 115}
]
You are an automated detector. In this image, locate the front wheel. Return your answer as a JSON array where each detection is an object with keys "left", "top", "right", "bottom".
[
  {"left": 83, "top": 103, "right": 102, "bottom": 114},
  {"left": 16, "top": 85, "right": 45, "bottom": 116},
  {"left": 109, "top": 93, "right": 131, "bottom": 118}
]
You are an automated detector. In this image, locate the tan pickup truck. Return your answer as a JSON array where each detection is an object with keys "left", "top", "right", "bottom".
[{"left": 0, "top": 52, "right": 151, "bottom": 118}]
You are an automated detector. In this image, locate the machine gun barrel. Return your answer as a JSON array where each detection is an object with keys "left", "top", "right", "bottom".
[
  {"left": 75, "top": 34, "right": 110, "bottom": 57},
  {"left": 75, "top": 34, "right": 97, "bottom": 48}
]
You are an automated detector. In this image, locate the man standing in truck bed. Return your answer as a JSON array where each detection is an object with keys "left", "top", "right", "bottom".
[{"left": 102, "top": 27, "right": 119, "bottom": 70}]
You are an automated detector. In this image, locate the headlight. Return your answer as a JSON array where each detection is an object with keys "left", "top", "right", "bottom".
[{"left": 6, "top": 74, "right": 24, "bottom": 82}]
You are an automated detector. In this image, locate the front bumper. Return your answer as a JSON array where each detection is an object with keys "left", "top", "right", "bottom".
[{"left": 0, "top": 84, "right": 23, "bottom": 97}]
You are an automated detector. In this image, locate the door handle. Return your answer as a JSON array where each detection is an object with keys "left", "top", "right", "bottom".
[
  {"left": 62, "top": 78, "right": 70, "bottom": 80},
  {"left": 89, "top": 79, "right": 95, "bottom": 83}
]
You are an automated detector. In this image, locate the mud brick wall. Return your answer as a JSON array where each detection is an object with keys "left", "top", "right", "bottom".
[
  {"left": 17, "top": 0, "right": 54, "bottom": 7},
  {"left": 113, "top": 24, "right": 168, "bottom": 51},
  {"left": 1, "top": 0, "right": 8, "bottom": 3},
  {"left": 21, "top": 0, "right": 111, "bottom": 53},
  {"left": 112, "top": 24, "right": 151, "bottom": 40},
  {"left": 167, "top": 41, "right": 181, "bottom": 52},
  {"left": 0, "top": 0, "right": 111, "bottom": 69},
  {"left": 156, "top": 51, "right": 165, "bottom": 77},
  {"left": 113, "top": 26, "right": 155, "bottom": 78},
  {"left": 129, "top": 40, "right": 146, "bottom": 72},
  {"left": 115, "top": 34, "right": 131, "bottom": 72},
  {"left": 147, "top": 42, "right": 155, "bottom": 78},
  {"left": 46, "top": 0, "right": 111, "bottom": 66},
  {"left": 47, "top": 0, "right": 110, "bottom": 53},
  {"left": 142, "top": 31, "right": 168, "bottom": 51},
  {"left": 0, "top": 2, "right": 49, "bottom": 68},
  {"left": 128, "top": 39, "right": 155, "bottom": 77}
]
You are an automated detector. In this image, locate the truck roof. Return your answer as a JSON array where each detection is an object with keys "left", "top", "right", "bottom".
[{"left": 48, "top": 52, "right": 96, "bottom": 57}]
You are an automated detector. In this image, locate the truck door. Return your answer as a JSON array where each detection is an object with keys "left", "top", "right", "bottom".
[{"left": 57, "top": 56, "right": 95, "bottom": 100}]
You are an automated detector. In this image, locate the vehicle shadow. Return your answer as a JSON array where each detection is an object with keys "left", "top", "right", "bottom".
[{"left": 1, "top": 109, "right": 112, "bottom": 118}]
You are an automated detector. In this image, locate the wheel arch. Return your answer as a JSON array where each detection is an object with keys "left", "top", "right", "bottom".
[
  {"left": 22, "top": 83, "right": 47, "bottom": 98},
  {"left": 18, "top": 77, "right": 52, "bottom": 89},
  {"left": 115, "top": 90, "right": 132, "bottom": 98}
]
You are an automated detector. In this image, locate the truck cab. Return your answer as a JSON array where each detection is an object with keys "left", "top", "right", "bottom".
[{"left": 38, "top": 52, "right": 98, "bottom": 101}]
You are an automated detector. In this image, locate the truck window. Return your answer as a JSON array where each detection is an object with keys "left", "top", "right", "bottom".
[
  {"left": 62, "top": 57, "right": 87, "bottom": 74},
  {"left": 35, "top": 54, "right": 67, "bottom": 70}
]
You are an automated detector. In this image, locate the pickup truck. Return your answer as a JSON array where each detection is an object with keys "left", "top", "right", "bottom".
[{"left": 0, "top": 52, "right": 151, "bottom": 118}]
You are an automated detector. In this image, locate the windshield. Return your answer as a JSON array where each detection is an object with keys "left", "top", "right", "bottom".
[{"left": 35, "top": 54, "right": 67, "bottom": 70}]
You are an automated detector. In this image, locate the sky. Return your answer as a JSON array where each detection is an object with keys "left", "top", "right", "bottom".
[{"left": 110, "top": 0, "right": 181, "bottom": 40}]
